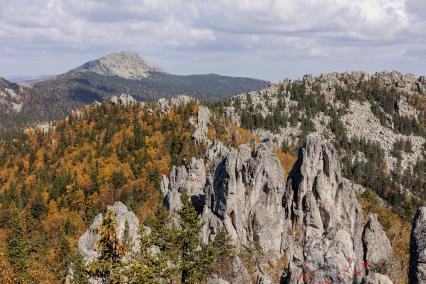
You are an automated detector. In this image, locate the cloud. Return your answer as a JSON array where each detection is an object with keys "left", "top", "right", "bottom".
[{"left": 0, "top": 0, "right": 424, "bottom": 80}]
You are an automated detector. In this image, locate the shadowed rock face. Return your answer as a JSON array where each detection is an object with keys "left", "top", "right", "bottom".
[{"left": 410, "top": 207, "right": 426, "bottom": 284}]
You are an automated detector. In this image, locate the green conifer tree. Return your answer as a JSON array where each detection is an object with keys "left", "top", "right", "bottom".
[{"left": 6, "top": 208, "right": 29, "bottom": 283}]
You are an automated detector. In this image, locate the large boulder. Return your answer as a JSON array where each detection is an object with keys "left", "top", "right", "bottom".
[
  {"left": 78, "top": 202, "right": 140, "bottom": 263},
  {"left": 363, "top": 214, "right": 392, "bottom": 271},
  {"left": 410, "top": 207, "right": 426, "bottom": 284}
]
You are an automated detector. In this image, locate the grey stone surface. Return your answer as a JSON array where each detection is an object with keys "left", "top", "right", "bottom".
[
  {"left": 363, "top": 273, "right": 394, "bottom": 284},
  {"left": 190, "top": 105, "right": 211, "bottom": 142},
  {"left": 203, "top": 140, "right": 288, "bottom": 257},
  {"left": 397, "top": 96, "right": 419, "bottom": 120},
  {"left": 206, "top": 275, "right": 230, "bottom": 284},
  {"left": 157, "top": 95, "right": 194, "bottom": 113},
  {"left": 284, "top": 138, "right": 368, "bottom": 282},
  {"left": 78, "top": 202, "right": 140, "bottom": 263},
  {"left": 411, "top": 207, "right": 426, "bottom": 284},
  {"left": 363, "top": 214, "right": 392, "bottom": 271},
  {"left": 161, "top": 157, "right": 207, "bottom": 223},
  {"left": 110, "top": 93, "right": 137, "bottom": 106}
]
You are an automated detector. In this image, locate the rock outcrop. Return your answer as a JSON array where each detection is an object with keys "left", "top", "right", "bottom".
[
  {"left": 78, "top": 202, "right": 140, "bottom": 263},
  {"left": 190, "top": 105, "right": 211, "bottom": 142},
  {"left": 202, "top": 140, "right": 288, "bottom": 257},
  {"left": 0, "top": 77, "right": 24, "bottom": 113},
  {"left": 110, "top": 93, "right": 137, "bottom": 106},
  {"left": 161, "top": 157, "right": 207, "bottom": 221},
  {"left": 157, "top": 95, "right": 194, "bottom": 113},
  {"left": 224, "top": 71, "right": 426, "bottom": 176},
  {"left": 162, "top": 139, "right": 288, "bottom": 258},
  {"left": 76, "top": 136, "right": 396, "bottom": 283},
  {"left": 396, "top": 96, "right": 420, "bottom": 120},
  {"left": 284, "top": 139, "right": 367, "bottom": 283},
  {"left": 161, "top": 137, "right": 394, "bottom": 283},
  {"left": 410, "top": 207, "right": 426, "bottom": 284}
]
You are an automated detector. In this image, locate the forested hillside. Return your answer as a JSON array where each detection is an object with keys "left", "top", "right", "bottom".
[
  {"left": 0, "top": 100, "right": 200, "bottom": 281},
  {"left": 1, "top": 71, "right": 425, "bottom": 284},
  {"left": 215, "top": 71, "right": 426, "bottom": 220},
  {"left": 0, "top": 98, "right": 282, "bottom": 283}
]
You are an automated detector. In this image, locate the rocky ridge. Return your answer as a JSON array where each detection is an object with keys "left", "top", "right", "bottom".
[
  {"left": 77, "top": 134, "right": 394, "bottom": 283},
  {"left": 340, "top": 100, "right": 424, "bottom": 171},
  {"left": 221, "top": 70, "right": 426, "bottom": 211},
  {"left": 70, "top": 86, "right": 422, "bottom": 283},
  {"left": 224, "top": 71, "right": 425, "bottom": 172}
]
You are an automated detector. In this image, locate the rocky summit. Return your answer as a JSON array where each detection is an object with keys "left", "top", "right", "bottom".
[{"left": 71, "top": 51, "right": 163, "bottom": 79}]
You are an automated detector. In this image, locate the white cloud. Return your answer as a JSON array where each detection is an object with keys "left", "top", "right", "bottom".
[{"left": 0, "top": 0, "right": 424, "bottom": 80}]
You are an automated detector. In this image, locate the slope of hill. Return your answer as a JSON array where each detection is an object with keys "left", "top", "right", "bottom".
[{"left": 0, "top": 94, "right": 422, "bottom": 283}]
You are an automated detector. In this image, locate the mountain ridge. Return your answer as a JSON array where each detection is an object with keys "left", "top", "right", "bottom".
[{"left": 0, "top": 52, "right": 269, "bottom": 129}]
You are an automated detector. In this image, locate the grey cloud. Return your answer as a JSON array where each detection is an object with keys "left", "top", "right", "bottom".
[{"left": 0, "top": 0, "right": 424, "bottom": 81}]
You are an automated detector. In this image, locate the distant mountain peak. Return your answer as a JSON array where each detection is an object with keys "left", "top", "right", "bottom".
[{"left": 72, "top": 51, "right": 163, "bottom": 80}]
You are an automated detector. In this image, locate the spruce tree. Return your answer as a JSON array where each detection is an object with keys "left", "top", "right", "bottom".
[
  {"left": 69, "top": 252, "right": 90, "bottom": 284},
  {"left": 178, "top": 191, "right": 203, "bottom": 283},
  {"left": 6, "top": 208, "right": 29, "bottom": 283}
]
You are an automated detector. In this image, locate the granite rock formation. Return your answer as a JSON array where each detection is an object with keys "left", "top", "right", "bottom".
[
  {"left": 78, "top": 202, "right": 140, "bottom": 264},
  {"left": 161, "top": 137, "right": 394, "bottom": 283}
]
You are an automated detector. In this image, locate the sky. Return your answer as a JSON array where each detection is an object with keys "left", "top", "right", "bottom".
[{"left": 0, "top": 0, "right": 425, "bottom": 82}]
